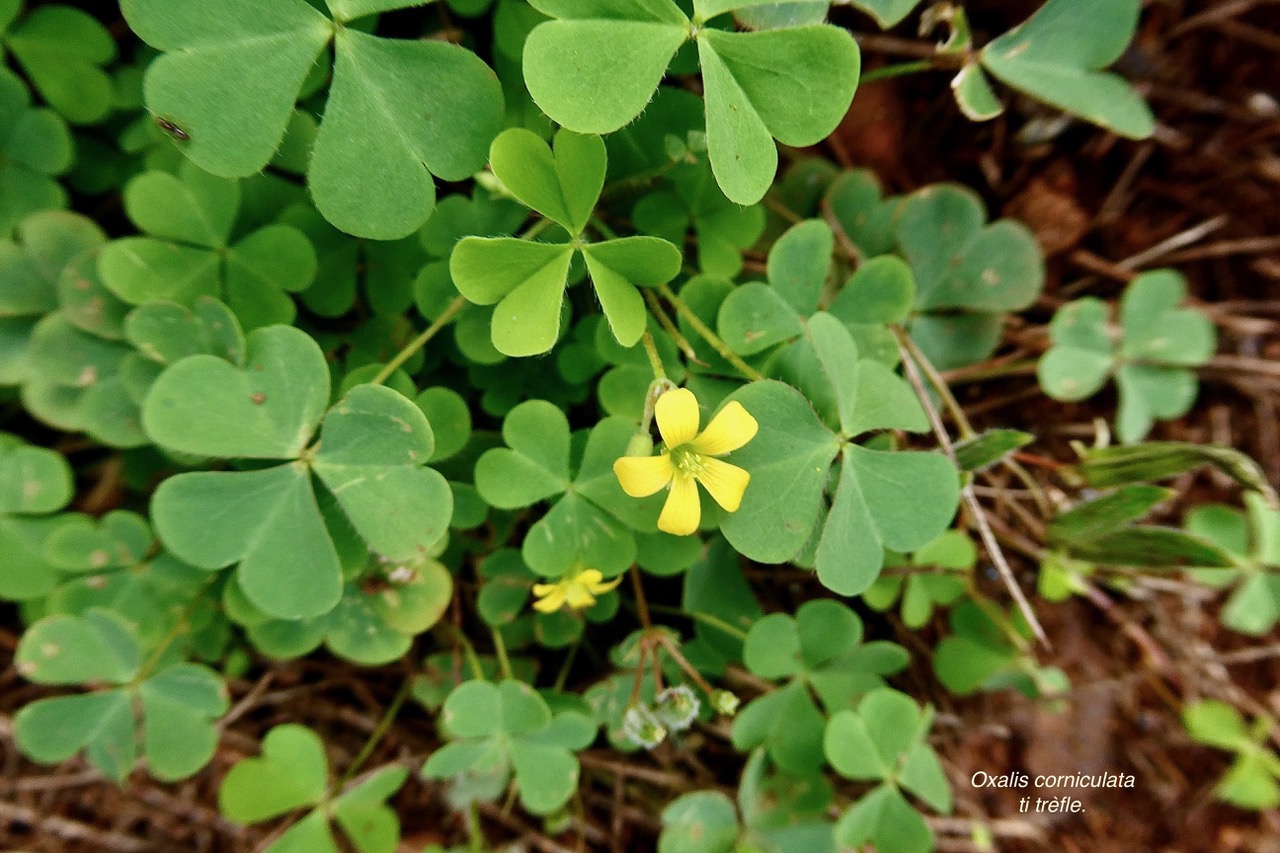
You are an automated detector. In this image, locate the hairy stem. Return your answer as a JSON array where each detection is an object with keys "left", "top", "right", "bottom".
[
  {"left": 372, "top": 294, "right": 467, "bottom": 386},
  {"left": 656, "top": 283, "right": 764, "bottom": 382}
]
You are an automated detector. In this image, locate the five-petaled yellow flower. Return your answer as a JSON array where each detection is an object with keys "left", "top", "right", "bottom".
[
  {"left": 532, "top": 565, "right": 622, "bottom": 613},
  {"left": 613, "top": 388, "right": 757, "bottom": 536}
]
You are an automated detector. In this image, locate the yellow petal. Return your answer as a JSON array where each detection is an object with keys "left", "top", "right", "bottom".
[
  {"left": 587, "top": 574, "right": 623, "bottom": 595},
  {"left": 691, "top": 401, "right": 758, "bottom": 456},
  {"left": 658, "top": 472, "right": 701, "bottom": 536},
  {"left": 565, "top": 585, "right": 597, "bottom": 609},
  {"left": 532, "top": 586, "right": 567, "bottom": 613},
  {"left": 655, "top": 387, "right": 701, "bottom": 448},
  {"left": 613, "top": 454, "right": 674, "bottom": 497},
  {"left": 695, "top": 457, "right": 751, "bottom": 512},
  {"left": 576, "top": 568, "right": 604, "bottom": 589}
]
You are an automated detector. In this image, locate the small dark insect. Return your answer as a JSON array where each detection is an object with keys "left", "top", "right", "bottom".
[{"left": 154, "top": 116, "right": 190, "bottom": 142}]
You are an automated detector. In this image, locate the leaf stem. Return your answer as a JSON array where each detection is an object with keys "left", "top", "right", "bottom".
[
  {"left": 467, "top": 803, "right": 485, "bottom": 853},
  {"left": 648, "top": 603, "right": 749, "bottom": 642},
  {"left": 136, "top": 577, "right": 216, "bottom": 681},
  {"left": 519, "top": 217, "right": 553, "bottom": 240},
  {"left": 761, "top": 195, "right": 804, "bottom": 226},
  {"left": 491, "top": 626, "right": 513, "bottom": 680},
  {"left": 640, "top": 329, "right": 667, "bottom": 381},
  {"left": 893, "top": 327, "right": 1049, "bottom": 648},
  {"left": 860, "top": 59, "right": 935, "bottom": 83},
  {"left": 900, "top": 331, "right": 1052, "bottom": 517},
  {"left": 655, "top": 283, "right": 764, "bottom": 382},
  {"left": 371, "top": 294, "right": 467, "bottom": 386},
  {"left": 335, "top": 677, "right": 412, "bottom": 791},
  {"left": 443, "top": 623, "right": 488, "bottom": 681},
  {"left": 590, "top": 216, "right": 619, "bottom": 241},
  {"left": 654, "top": 633, "right": 718, "bottom": 700},
  {"left": 629, "top": 565, "right": 652, "bottom": 629},
  {"left": 643, "top": 288, "right": 706, "bottom": 365},
  {"left": 553, "top": 636, "right": 581, "bottom": 692}
]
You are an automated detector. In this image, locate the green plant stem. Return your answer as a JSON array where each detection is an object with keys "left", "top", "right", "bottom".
[
  {"left": 372, "top": 294, "right": 467, "bottom": 386},
  {"left": 137, "top": 577, "right": 216, "bottom": 681},
  {"left": 554, "top": 637, "right": 581, "bottom": 692},
  {"left": 900, "top": 330, "right": 1052, "bottom": 518},
  {"left": 640, "top": 329, "right": 667, "bottom": 380},
  {"left": 648, "top": 603, "right": 749, "bottom": 642},
  {"left": 894, "top": 327, "right": 1048, "bottom": 649},
  {"left": 443, "top": 623, "right": 487, "bottom": 681},
  {"left": 655, "top": 633, "right": 719, "bottom": 700},
  {"left": 491, "top": 626, "right": 513, "bottom": 680},
  {"left": 590, "top": 215, "right": 619, "bottom": 240},
  {"left": 519, "top": 217, "right": 553, "bottom": 240},
  {"left": 630, "top": 565, "right": 652, "bottom": 629},
  {"left": 335, "top": 677, "right": 412, "bottom": 791},
  {"left": 761, "top": 195, "right": 804, "bottom": 225},
  {"left": 643, "top": 287, "right": 705, "bottom": 365},
  {"left": 467, "top": 803, "right": 485, "bottom": 853},
  {"left": 859, "top": 59, "right": 934, "bottom": 82},
  {"left": 599, "top": 159, "right": 680, "bottom": 199},
  {"left": 655, "top": 283, "right": 764, "bottom": 382}
]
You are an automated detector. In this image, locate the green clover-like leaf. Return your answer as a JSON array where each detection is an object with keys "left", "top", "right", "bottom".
[
  {"left": 0, "top": 439, "right": 74, "bottom": 601},
  {"left": 744, "top": 600, "right": 904, "bottom": 696},
  {"left": 659, "top": 790, "right": 740, "bottom": 853},
  {"left": 475, "top": 403, "right": 660, "bottom": 577},
  {"left": 523, "top": 0, "right": 858, "bottom": 204},
  {"left": 491, "top": 127, "right": 604, "bottom": 235},
  {"left": 219, "top": 722, "right": 409, "bottom": 853},
  {"left": 834, "top": 783, "right": 933, "bottom": 853},
  {"left": 219, "top": 724, "right": 330, "bottom": 822},
  {"left": 1186, "top": 493, "right": 1280, "bottom": 637},
  {"left": 1, "top": 4, "right": 116, "bottom": 124},
  {"left": 15, "top": 609, "right": 228, "bottom": 782},
  {"left": 980, "top": 0, "right": 1154, "bottom": 139},
  {"left": 0, "top": 68, "right": 73, "bottom": 235},
  {"left": 43, "top": 509, "right": 153, "bottom": 574},
  {"left": 1182, "top": 700, "right": 1280, "bottom": 811},
  {"left": 145, "top": 326, "right": 452, "bottom": 620},
  {"left": 424, "top": 679, "right": 596, "bottom": 815},
  {"left": 723, "top": 346, "right": 955, "bottom": 594},
  {"left": 863, "top": 530, "right": 976, "bottom": 629},
  {"left": 893, "top": 183, "right": 1044, "bottom": 370},
  {"left": 0, "top": 210, "right": 105, "bottom": 385},
  {"left": 98, "top": 163, "right": 317, "bottom": 329},
  {"left": 125, "top": 296, "right": 246, "bottom": 367},
  {"left": 122, "top": 0, "right": 503, "bottom": 239},
  {"left": 1039, "top": 270, "right": 1216, "bottom": 443},
  {"left": 453, "top": 130, "right": 682, "bottom": 355}
]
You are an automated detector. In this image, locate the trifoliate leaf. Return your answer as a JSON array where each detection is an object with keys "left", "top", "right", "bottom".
[
  {"left": 981, "top": 0, "right": 1154, "bottom": 139},
  {"left": 123, "top": 0, "right": 504, "bottom": 238}
]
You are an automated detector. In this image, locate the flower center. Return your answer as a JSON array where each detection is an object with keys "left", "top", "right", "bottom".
[{"left": 668, "top": 445, "right": 705, "bottom": 477}]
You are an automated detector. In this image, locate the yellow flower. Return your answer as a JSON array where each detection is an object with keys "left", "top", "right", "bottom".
[
  {"left": 531, "top": 565, "right": 622, "bottom": 614},
  {"left": 613, "top": 388, "right": 757, "bottom": 536}
]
